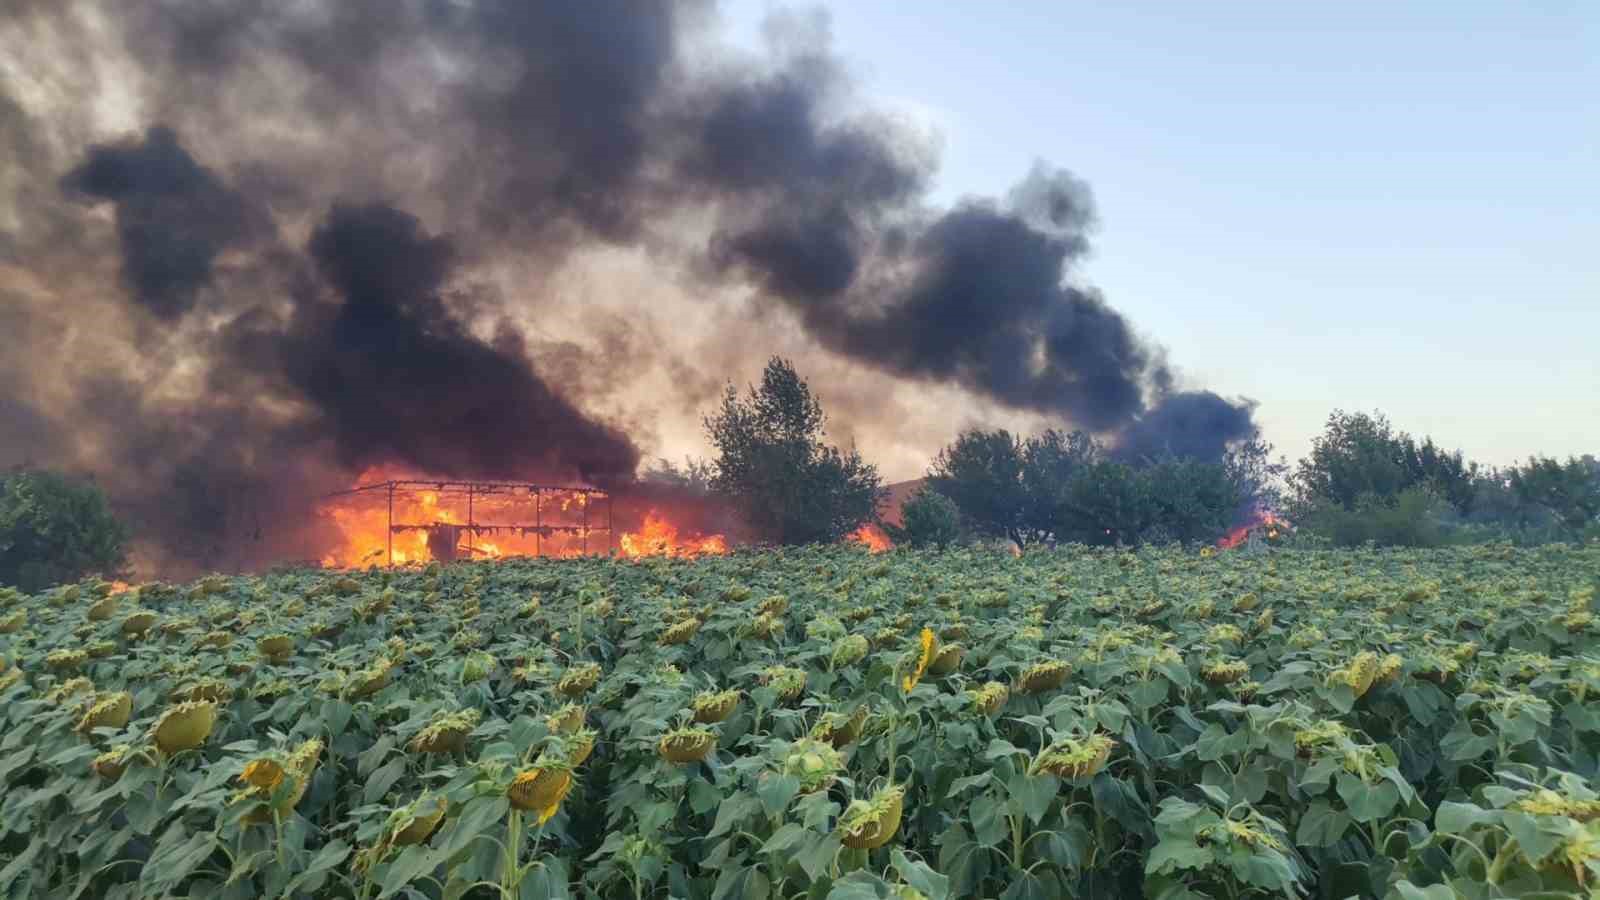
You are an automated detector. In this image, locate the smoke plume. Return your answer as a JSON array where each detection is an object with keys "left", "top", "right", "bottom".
[{"left": 0, "top": 0, "right": 1257, "bottom": 572}]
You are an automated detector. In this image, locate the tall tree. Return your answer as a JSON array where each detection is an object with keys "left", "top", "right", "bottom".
[{"left": 704, "top": 358, "right": 884, "bottom": 545}]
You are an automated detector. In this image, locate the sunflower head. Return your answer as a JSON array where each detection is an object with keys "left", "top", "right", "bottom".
[
  {"left": 839, "top": 785, "right": 905, "bottom": 849},
  {"left": 391, "top": 795, "right": 449, "bottom": 846},
  {"left": 691, "top": 690, "right": 740, "bottom": 724},
  {"left": 928, "top": 643, "right": 963, "bottom": 677},
  {"left": 830, "top": 634, "right": 870, "bottom": 668},
  {"left": 810, "top": 704, "right": 870, "bottom": 748},
  {"left": 92, "top": 744, "right": 134, "bottom": 780},
  {"left": 153, "top": 701, "right": 218, "bottom": 755},
  {"left": 86, "top": 594, "right": 119, "bottom": 621},
  {"left": 901, "top": 628, "right": 938, "bottom": 693},
  {"left": 46, "top": 649, "right": 88, "bottom": 671},
  {"left": 759, "top": 666, "right": 806, "bottom": 702},
  {"left": 546, "top": 703, "right": 587, "bottom": 734},
  {"left": 967, "top": 682, "right": 1010, "bottom": 717},
  {"left": 1017, "top": 660, "right": 1070, "bottom": 694},
  {"left": 257, "top": 634, "right": 294, "bottom": 662},
  {"left": 408, "top": 708, "right": 482, "bottom": 754},
  {"left": 778, "top": 738, "right": 844, "bottom": 793},
  {"left": 1029, "top": 733, "right": 1116, "bottom": 779},
  {"left": 1202, "top": 657, "right": 1249, "bottom": 684},
  {"left": 657, "top": 727, "right": 717, "bottom": 764},
  {"left": 508, "top": 761, "right": 574, "bottom": 823},
  {"left": 76, "top": 691, "right": 133, "bottom": 734},
  {"left": 659, "top": 618, "right": 701, "bottom": 646},
  {"left": 557, "top": 663, "right": 602, "bottom": 698},
  {"left": 120, "top": 610, "right": 158, "bottom": 637},
  {"left": 1326, "top": 651, "right": 1380, "bottom": 697}
]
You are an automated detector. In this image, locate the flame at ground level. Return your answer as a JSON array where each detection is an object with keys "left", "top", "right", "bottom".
[
  {"left": 618, "top": 510, "right": 728, "bottom": 559},
  {"left": 1218, "top": 510, "right": 1287, "bottom": 550},
  {"left": 850, "top": 523, "right": 893, "bottom": 553}
]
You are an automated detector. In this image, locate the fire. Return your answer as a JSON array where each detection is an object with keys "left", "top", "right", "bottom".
[
  {"left": 317, "top": 466, "right": 606, "bottom": 567},
  {"left": 108, "top": 580, "right": 133, "bottom": 594},
  {"left": 618, "top": 510, "right": 728, "bottom": 559},
  {"left": 849, "top": 523, "right": 892, "bottom": 553},
  {"left": 1218, "top": 510, "right": 1286, "bottom": 550}
]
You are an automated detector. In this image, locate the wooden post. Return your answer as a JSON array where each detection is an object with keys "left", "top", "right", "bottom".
[{"left": 386, "top": 482, "right": 394, "bottom": 568}]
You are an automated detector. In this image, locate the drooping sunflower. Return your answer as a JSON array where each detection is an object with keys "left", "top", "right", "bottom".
[
  {"left": 839, "top": 785, "right": 905, "bottom": 849},
  {"left": 691, "top": 690, "right": 740, "bottom": 724},
  {"left": 390, "top": 795, "right": 449, "bottom": 846},
  {"left": 508, "top": 760, "right": 575, "bottom": 824},
  {"left": 902, "top": 628, "right": 937, "bottom": 693},
  {"left": 408, "top": 708, "right": 482, "bottom": 754},
  {"left": 152, "top": 701, "right": 218, "bottom": 755},
  {"left": 1029, "top": 734, "right": 1116, "bottom": 779},
  {"left": 657, "top": 726, "right": 717, "bottom": 763},
  {"left": 76, "top": 691, "right": 133, "bottom": 734}
]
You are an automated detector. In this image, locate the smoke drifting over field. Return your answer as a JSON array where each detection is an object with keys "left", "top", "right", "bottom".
[{"left": 0, "top": 1, "right": 1256, "bottom": 571}]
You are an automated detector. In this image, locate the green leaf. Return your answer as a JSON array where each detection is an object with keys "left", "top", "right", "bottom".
[
  {"left": 945, "top": 772, "right": 992, "bottom": 798},
  {"left": 758, "top": 774, "right": 800, "bottom": 818},
  {"left": 1336, "top": 773, "right": 1399, "bottom": 823},
  {"left": 891, "top": 848, "right": 950, "bottom": 900},
  {"left": 1391, "top": 880, "right": 1458, "bottom": 900},
  {"left": 761, "top": 823, "right": 809, "bottom": 854},
  {"left": 1295, "top": 801, "right": 1351, "bottom": 847},
  {"left": 435, "top": 794, "right": 509, "bottom": 862},
  {"left": 797, "top": 833, "right": 843, "bottom": 881},
  {"left": 1435, "top": 801, "right": 1496, "bottom": 835},
  {"left": 364, "top": 757, "right": 408, "bottom": 805},
  {"left": 1145, "top": 836, "right": 1214, "bottom": 874}
]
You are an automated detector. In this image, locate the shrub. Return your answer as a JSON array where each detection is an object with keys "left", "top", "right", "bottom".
[
  {"left": 0, "top": 469, "right": 129, "bottom": 591},
  {"left": 886, "top": 488, "right": 962, "bottom": 548}
]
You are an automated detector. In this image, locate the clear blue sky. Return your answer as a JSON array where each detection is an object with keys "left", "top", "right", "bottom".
[{"left": 723, "top": 2, "right": 1599, "bottom": 467}]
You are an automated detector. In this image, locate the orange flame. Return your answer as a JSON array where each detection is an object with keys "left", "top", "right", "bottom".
[
  {"left": 318, "top": 467, "right": 607, "bottom": 567},
  {"left": 1217, "top": 510, "right": 1285, "bottom": 550},
  {"left": 849, "top": 523, "right": 892, "bottom": 553},
  {"left": 618, "top": 510, "right": 728, "bottom": 559},
  {"left": 108, "top": 580, "right": 133, "bottom": 594}
]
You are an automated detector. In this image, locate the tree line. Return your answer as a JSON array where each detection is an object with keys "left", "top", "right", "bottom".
[{"left": 5, "top": 358, "right": 1598, "bottom": 589}]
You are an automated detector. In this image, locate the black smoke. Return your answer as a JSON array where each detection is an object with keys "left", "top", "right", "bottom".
[
  {"left": 291, "top": 203, "right": 638, "bottom": 482},
  {"left": 1112, "top": 390, "right": 1260, "bottom": 464},
  {"left": 0, "top": 0, "right": 1258, "bottom": 572},
  {"left": 61, "top": 126, "right": 264, "bottom": 319}
]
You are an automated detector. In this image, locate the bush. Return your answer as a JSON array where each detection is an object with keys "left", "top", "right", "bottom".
[
  {"left": 886, "top": 488, "right": 962, "bottom": 548},
  {"left": 1299, "top": 486, "right": 1447, "bottom": 548},
  {"left": 0, "top": 470, "right": 129, "bottom": 592}
]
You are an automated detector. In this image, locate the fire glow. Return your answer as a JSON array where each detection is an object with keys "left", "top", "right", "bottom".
[
  {"left": 1218, "top": 510, "right": 1285, "bottom": 550},
  {"left": 850, "top": 524, "right": 893, "bottom": 553},
  {"left": 316, "top": 468, "right": 731, "bottom": 567}
]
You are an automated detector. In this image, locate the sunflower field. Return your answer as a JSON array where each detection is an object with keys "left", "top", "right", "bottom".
[{"left": 0, "top": 542, "right": 1597, "bottom": 899}]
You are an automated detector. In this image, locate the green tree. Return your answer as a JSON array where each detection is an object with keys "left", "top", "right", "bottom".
[
  {"left": 1057, "top": 461, "right": 1153, "bottom": 546},
  {"left": 1139, "top": 457, "right": 1241, "bottom": 544},
  {"left": 704, "top": 358, "right": 884, "bottom": 545},
  {"left": 885, "top": 487, "right": 963, "bottom": 548},
  {"left": 926, "top": 429, "right": 1030, "bottom": 546},
  {"left": 1019, "top": 428, "right": 1100, "bottom": 540},
  {"left": 0, "top": 469, "right": 129, "bottom": 592}
]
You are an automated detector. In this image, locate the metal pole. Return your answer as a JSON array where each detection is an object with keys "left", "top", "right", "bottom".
[
  {"left": 386, "top": 482, "right": 394, "bottom": 568},
  {"left": 582, "top": 492, "right": 589, "bottom": 555},
  {"left": 466, "top": 483, "right": 474, "bottom": 557},
  {"left": 535, "top": 488, "right": 542, "bottom": 557},
  {"left": 608, "top": 492, "right": 615, "bottom": 556}
]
